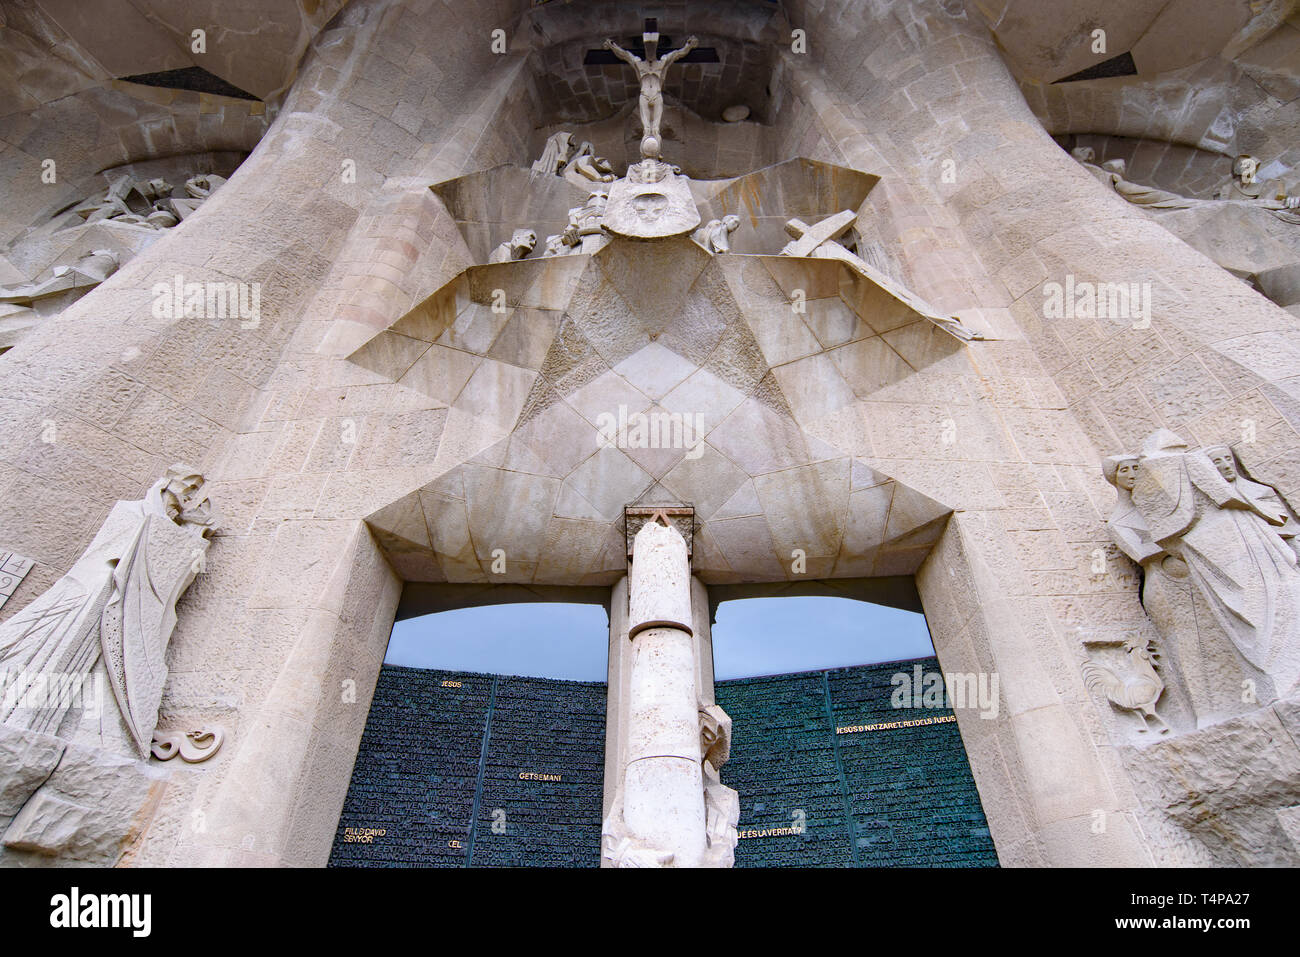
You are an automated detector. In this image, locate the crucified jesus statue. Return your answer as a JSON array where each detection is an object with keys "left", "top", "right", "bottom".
[{"left": 604, "top": 29, "right": 698, "bottom": 158}]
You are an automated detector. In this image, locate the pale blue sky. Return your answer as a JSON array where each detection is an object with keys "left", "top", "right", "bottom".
[{"left": 384, "top": 596, "right": 935, "bottom": 681}]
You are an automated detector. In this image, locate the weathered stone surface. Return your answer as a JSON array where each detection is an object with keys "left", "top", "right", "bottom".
[
  {"left": 1125, "top": 696, "right": 1300, "bottom": 865},
  {"left": 2, "top": 737, "right": 168, "bottom": 865},
  {"left": 0, "top": 725, "right": 64, "bottom": 820}
]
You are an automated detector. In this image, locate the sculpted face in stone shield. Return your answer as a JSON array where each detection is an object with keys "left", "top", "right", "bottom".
[{"left": 632, "top": 192, "right": 669, "bottom": 224}]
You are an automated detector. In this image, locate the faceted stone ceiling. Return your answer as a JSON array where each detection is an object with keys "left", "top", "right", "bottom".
[{"left": 349, "top": 159, "right": 959, "bottom": 587}]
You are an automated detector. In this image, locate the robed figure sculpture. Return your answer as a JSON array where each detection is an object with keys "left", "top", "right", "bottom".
[
  {"left": 1104, "top": 430, "right": 1300, "bottom": 727},
  {"left": 0, "top": 465, "right": 216, "bottom": 758}
]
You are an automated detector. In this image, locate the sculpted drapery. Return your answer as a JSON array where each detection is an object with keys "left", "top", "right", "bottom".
[
  {"left": 1103, "top": 431, "right": 1300, "bottom": 727},
  {"left": 0, "top": 465, "right": 216, "bottom": 758}
]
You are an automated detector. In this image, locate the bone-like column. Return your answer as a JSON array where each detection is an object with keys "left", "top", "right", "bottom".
[{"left": 621, "top": 519, "right": 706, "bottom": 866}]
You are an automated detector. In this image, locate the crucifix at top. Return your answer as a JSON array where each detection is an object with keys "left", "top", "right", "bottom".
[{"left": 604, "top": 19, "right": 698, "bottom": 159}]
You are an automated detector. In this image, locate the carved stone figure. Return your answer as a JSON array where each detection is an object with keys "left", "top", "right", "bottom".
[
  {"left": 1070, "top": 150, "right": 1199, "bottom": 210},
  {"left": 1224, "top": 155, "right": 1300, "bottom": 224},
  {"left": 0, "top": 249, "right": 119, "bottom": 307},
  {"left": 170, "top": 174, "right": 228, "bottom": 220},
  {"left": 604, "top": 30, "right": 698, "bottom": 159},
  {"left": 699, "top": 704, "right": 740, "bottom": 866},
  {"left": 530, "top": 133, "right": 617, "bottom": 187},
  {"left": 692, "top": 215, "right": 741, "bottom": 253},
  {"left": 1081, "top": 637, "right": 1169, "bottom": 733},
  {"left": 563, "top": 149, "right": 616, "bottom": 187},
  {"left": 1103, "top": 431, "right": 1300, "bottom": 727},
  {"left": 1102, "top": 453, "right": 1162, "bottom": 564},
  {"left": 1098, "top": 158, "right": 1201, "bottom": 209},
  {"left": 184, "top": 174, "right": 226, "bottom": 200},
  {"left": 1071, "top": 148, "right": 1300, "bottom": 223},
  {"left": 530, "top": 131, "right": 575, "bottom": 180},
  {"left": 1206, "top": 445, "right": 1300, "bottom": 557},
  {"left": 0, "top": 465, "right": 217, "bottom": 759},
  {"left": 560, "top": 188, "right": 612, "bottom": 253},
  {"left": 69, "top": 172, "right": 226, "bottom": 230},
  {"left": 1214, "top": 155, "right": 1300, "bottom": 219},
  {"left": 488, "top": 228, "right": 538, "bottom": 264}
]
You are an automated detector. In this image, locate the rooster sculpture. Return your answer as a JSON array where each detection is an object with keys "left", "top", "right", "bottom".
[{"left": 1082, "top": 637, "right": 1169, "bottom": 733}]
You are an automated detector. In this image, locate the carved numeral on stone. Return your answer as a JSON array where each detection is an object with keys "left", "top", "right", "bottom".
[
  {"left": 341, "top": 159, "right": 356, "bottom": 184},
  {"left": 1091, "top": 808, "right": 1106, "bottom": 834},
  {"left": 790, "top": 288, "right": 806, "bottom": 314},
  {"left": 1241, "top": 419, "right": 1256, "bottom": 444},
  {"left": 1242, "top": 679, "right": 1257, "bottom": 704},
  {"left": 341, "top": 678, "right": 357, "bottom": 703},
  {"left": 1091, "top": 548, "right": 1107, "bottom": 576},
  {"left": 941, "top": 158, "right": 956, "bottom": 184}
]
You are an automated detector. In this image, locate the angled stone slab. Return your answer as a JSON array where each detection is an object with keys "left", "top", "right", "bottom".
[{"left": 781, "top": 209, "right": 857, "bottom": 257}]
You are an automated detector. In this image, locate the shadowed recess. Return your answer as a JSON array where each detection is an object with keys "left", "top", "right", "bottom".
[{"left": 119, "top": 66, "right": 261, "bottom": 101}]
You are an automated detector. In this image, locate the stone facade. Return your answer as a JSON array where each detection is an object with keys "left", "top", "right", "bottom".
[{"left": 1, "top": 0, "right": 1299, "bottom": 867}]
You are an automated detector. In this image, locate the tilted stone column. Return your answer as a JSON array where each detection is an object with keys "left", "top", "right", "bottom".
[
  {"left": 624, "top": 519, "right": 705, "bottom": 865},
  {"left": 602, "top": 514, "right": 737, "bottom": 867}
]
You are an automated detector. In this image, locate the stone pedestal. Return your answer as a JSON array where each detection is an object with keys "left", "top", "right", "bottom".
[
  {"left": 603, "top": 162, "right": 700, "bottom": 240},
  {"left": 1125, "top": 692, "right": 1300, "bottom": 865},
  {"left": 0, "top": 722, "right": 169, "bottom": 865}
]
